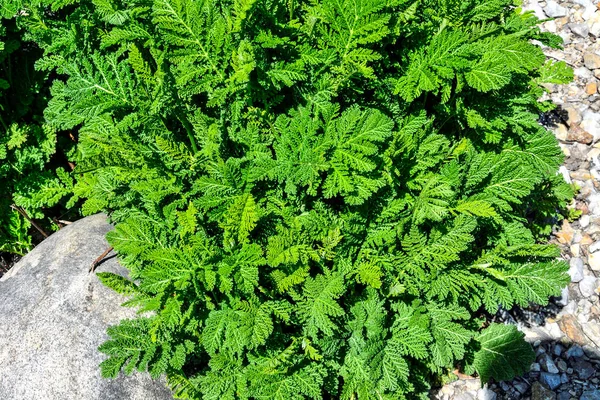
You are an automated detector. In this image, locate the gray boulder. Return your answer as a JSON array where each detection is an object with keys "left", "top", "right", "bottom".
[{"left": 0, "top": 214, "right": 173, "bottom": 400}]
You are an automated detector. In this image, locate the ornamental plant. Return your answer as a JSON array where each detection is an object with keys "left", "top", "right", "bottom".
[{"left": 11, "top": 0, "right": 574, "bottom": 398}]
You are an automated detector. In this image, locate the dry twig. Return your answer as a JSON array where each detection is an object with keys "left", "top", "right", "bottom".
[
  {"left": 10, "top": 204, "right": 49, "bottom": 238},
  {"left": 90, "top": 246, "right": 114, "bottom": 273}
]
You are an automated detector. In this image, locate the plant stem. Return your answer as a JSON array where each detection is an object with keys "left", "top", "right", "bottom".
[
  {"left": 10, "top": 204, "right": 49, "bottom": 238},
  {"left": 178, "top": 112, "right": 199, "bottom": 154}
]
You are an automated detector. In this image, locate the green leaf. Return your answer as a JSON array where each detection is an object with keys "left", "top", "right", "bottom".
[
  {"left": 297, "top": 272, "right": 346, "bottom": 338},
  {"left": 465, "top": 63, "right": 511, "bottom": 92},
  {"left": 97, "top": 272, "right": 139, "bottom": 295},
  {"left": 220, "top": 193, "right": 259, "bottom": 246},
  {"left": 469, "top": 323, "right": 535, "bottom": 383},
  {"left": 537, "top": 60, "right": 573, "bottom": 84},
  {"left": 454, "top": 200, "right": 497, "bottom": 218}
]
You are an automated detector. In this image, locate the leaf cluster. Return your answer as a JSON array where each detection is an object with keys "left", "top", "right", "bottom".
[
  {"left": 0, "top": 2, "right": 67, "bottom": 255},
  {"left": 5, "top": 0, "right": 573, "bottom": 398}
]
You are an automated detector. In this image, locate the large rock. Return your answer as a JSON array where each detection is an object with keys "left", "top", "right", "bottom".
[{"left": 0, "top": 214, "right": 173, "bottom": 400}]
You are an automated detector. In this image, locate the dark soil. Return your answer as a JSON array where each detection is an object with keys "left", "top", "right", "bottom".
[{"left": 0, "top": 252, "right": 20, "bottom": 279}]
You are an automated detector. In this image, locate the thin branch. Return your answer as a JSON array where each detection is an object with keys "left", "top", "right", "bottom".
[
  {"left": 90, "top": 246, "right": 114, "bottom": 273},
  {"left": 10, "top": 204, "right": 49, "bottom": 238}
]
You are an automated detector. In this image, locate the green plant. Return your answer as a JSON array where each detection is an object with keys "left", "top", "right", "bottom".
[
  {"left": 13, "top": 0, "right": 573, "bottom": 398},
  {"left": 0, "top": 1, "right": 58, "bottom": 255}
]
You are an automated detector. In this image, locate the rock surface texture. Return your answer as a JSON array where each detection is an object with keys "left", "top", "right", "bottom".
[
  {"left": 0, "top": 214, "right": 173, "bottom": 400},
  {"left": 433, "top": 1, "right": 600, "bottom": 399}
]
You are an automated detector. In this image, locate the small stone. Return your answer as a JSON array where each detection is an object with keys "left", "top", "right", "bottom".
[
  {"left": 571, "top": 243, "right": 581, "bottom": 257},
  {"left": 476, "top": 388, "right": 496, "bottom": 400},
  {"left": 566, "top": 85, "right": 579, "bottom": 98},
  {"left": 569, "top": 257, "right": 585, "bottom": 283},
  {"left": 581, "top": 322, "right": 600, "bottom": 348},
  {"left": 558, "top": 316, "right": 587, "bottom": 345},
  {"left": 556, "top": 220, "right": 575, "bottom": 245},
  {"left": 557, "top": 392, "right": 571, "bottom": 400},
  {"left": 543, "top": 20, "right": 558, "bottom": 33},
  {"left": 569, "top": 143, "right": 589, "bottom": 165},
  {"left": 573, "top": 359, "right": 595, "bottom": 379},
  {"left": 540, "top": 372, "right": 562, "bottom": 390},
  {"left": 514, "top": 381, "right": 528, "bottom": 394},
  {"left": 581, "top": 390, "right": 600, "bottom": 400},
  {"left": 560, "top": 373, "right": 568, "bottom": 384},
  {"left": 590, "top": 242, "right": 600, "bottom": 253},
  {"left": 581, "top": 233, "right": 595, "bottom": 245},
  {"left": 563, "top": 300, "right": 578, "bottom": 314},
  {"left": 579, "top": 275, "right": 599, "bottom": 297},
  {"left": 557, "top": 286, "right": 569, "bottom": 307},
  {"left": 544, "top": 1, "right": 567, "bottom": 17},
  {"left": 590, "top": 21, "right": 600, "bottom": 38},
  {"left": 500, "top": 381, "right": 511, "bottom": 392},
  {"left": 545, "top": 322, "right": 564, "bottom": 340},
  {"left": 565, "top": 345, "right": 585, "bottom": 359},
  {"left": 585, "top": 53, "right": 600, "bottom": 70},
  {"left": 524, "top": 0, "right": 547, "bottom": 20},
  {"left": 532, "top": 381, "right": 557, "bottom": 400},
  {"left": 576, "top": 66, "right": 594, "bottom": 80},
  {"left": 558, "top": 32, "right": 571, "bottom": 45},
  {"left": 588, "top": 252, "right": 600, "bottom": 272},
  {"left": 589, "top": 5, "right": 600, "bottom": 18},
  {"left": 556, "top": 359, "right": 568, "bottom": 372},
  {"left": 582, "top": 108, "right": 600, "bottom": 123},
  {"left": 570, "top": 169, "right": 592, "bottom": 181},
  {"left": 581, "top": 184, "right": 596, "bottom": 199},
  {"left": 540, "top": 353, "right": 560, "bottom": 374},
  {"left": 589, "top": 147, "right": 600, "bottom": 161},
  {"left": 566, "top": 367, "right": 573, "bottom": 374},
  {"left": 556, "top": 124, "right": 569, "bottom": 142},
  {"left": 559, "top": 165, "right": 572, "bottom": 184},
  {"left": 587, "top": 14, "right": 600, "bottom": 28},
  {"left": 566, "top": 106, "right": 583, "bottom": 127},
  {"left": 570, "top": 23, "right": 590, "bottom": 37},
  {"left": 568, "top": 124, "right": 594, "bottom": 144},
  {"left": 580, "top": 298, "right": 593, "bottom": 313},
  {"left": 537, "top": 345, "right": 547, "bottom": 356},
  {"left": 588, "top": 82, "right": 599, "bottom": 95},
  {"left": 581, "top": 119, "right": 600, "bottom": 142},
  {"left": 582, "top": 214, "right": 591, "bottom": 228},
  {"left": 531, "top": 362, "right": 542, "bottom": 372}
]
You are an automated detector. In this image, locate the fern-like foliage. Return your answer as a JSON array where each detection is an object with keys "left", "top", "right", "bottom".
[
  {"left": 0, "top": 2, "right": 67, "bottom": 255},
  {"left": 8, "top": 0, "right": 573, "bottom": 398}
]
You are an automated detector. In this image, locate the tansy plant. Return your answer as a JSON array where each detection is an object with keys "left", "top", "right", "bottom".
[{"left": 6, "top": 0, "right": 574, "bottom": 398}]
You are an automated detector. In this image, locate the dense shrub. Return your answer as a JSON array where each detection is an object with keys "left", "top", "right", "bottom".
[
  {"left": 8, "top": 0, "right": 574, "bottom": 398},
  {"left": 0, "top": 2, "right": 58, "bottom": 255}
]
